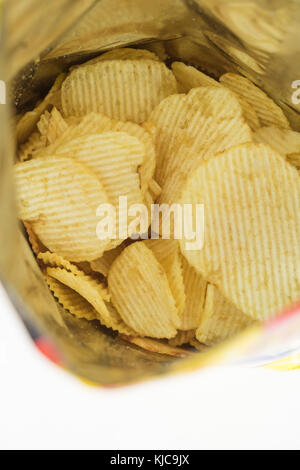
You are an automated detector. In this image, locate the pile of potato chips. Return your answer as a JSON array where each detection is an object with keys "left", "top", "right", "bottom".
[{"left": 14, "top": 47, "right": 300, "bottom": 356}]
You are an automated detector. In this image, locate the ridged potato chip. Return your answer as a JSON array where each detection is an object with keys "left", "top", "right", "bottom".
[
  {"left": 144, "top": 42, "right": 168, "bottom": 61},
  {"left": 46, "top": 274, "right": 100, "bottom": 322},
  {"left": 16, "top": 74, "right": 66, "bottom": 144},
  {"left": 180, "top": 256, "right": 208, "bottom": 331},
  {"left": 18, "top": 132, "right": 47, "bottom": 162},
  {"left": 168, "top": 330, "right": 196, "bottom": 347},
  {"left": 120, "top": 336, "right": 190, "bottom": 358},
  {"left": 14, "top": 156, "right": 111, "bottom": 262},
  {"left": 108, "top": 243, "right": 180, "bottom": 339},
  {"left": 55, "top": 132, "right": 145, "bottom": 244},
  {"left": 47, "top": 267, "right": 135, "bottom": 335},
  {"left": 196, "top": 285, "right": 254, "bottom": 346},
  {"left": 61, "top": 60, "right": 178, "bottom": 122},
  {"left": 220, "top": 73, "right": 290, "bottom": 129},
  {"left": 180, "top": 143, "right": 300, "bottom": 321},
  {"left": 254, "top": 126, "right": 300, "bottom": 158},
  {"left": 144, "top": 239, "right": 186, "bottom": 318}
]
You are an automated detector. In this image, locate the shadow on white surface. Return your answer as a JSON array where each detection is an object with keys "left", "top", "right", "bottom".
[{"left": 0, "top": 283, "right": 299, "bottom": 450}]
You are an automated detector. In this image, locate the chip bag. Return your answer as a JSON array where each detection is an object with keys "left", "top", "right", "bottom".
[{"left": 1, "top": 0, "right": 300, "bottom": 387}]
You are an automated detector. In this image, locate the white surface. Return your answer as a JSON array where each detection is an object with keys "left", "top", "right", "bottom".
[{"left": 0, "top": 283, "right": 300, "bottom": 450}]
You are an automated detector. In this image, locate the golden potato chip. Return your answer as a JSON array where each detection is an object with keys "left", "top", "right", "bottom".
[
  {"left": 46, "top": 275, "right": 100, "bottom": 321},
  {"left": 220, "top": 73, "right": 290, "bottom": 129},
  {"left": 90, "top": 244, "right": 125, "bottom": 277},
  {"left": 180, "top": 143, "right": 300, "bottom": 321},
  {"left": 18, "top": 132, "right": 47, "bottom": 162},
  {"left": 55, "top": 132, "right": 145, "bottom": 244},
  {"left": 168, "top": 330, "right": 196, "bottom": 347},
  {"left": 180, "top": 256, "right": 208, "bottom": 331},
  {"left": 171, "top": 63, "right": 260, "bottom": 131},
  {"left": 171, "top": 61, "right": 221, "bottom": 91},
  {"left": 47, "top": 267, "right": 135, "bottom": 335},
  {"left": 61, "top": 60, "right": 178, "bottom": 123},
  {"left": 120, "top": 336, "right": 190, "bottom": 358},
  {"left": 38, "top": 251, "right": 85, "bottom": 277},
  {"left": 14, "top": 156, "right": 111, "bottom": 262},
  {"left": 144, "top": 239, "right": 186, "bottom": 318},
  {"left": 196, "top": 285, "right": 254, "bottom": 346},
  {"left": 82, "top": 47, "right": 160, "bottom": 66},
  {"left": 46, "top": 107, "right": 68, "bottom": 144},
  {"left": 108, "top": 243, "right": 180, "bottom": 338},
  {"left": 24, "top": 221, "right": 47, "bottom": 256},
  {"left": 16, "top": 74, "right": 66, "bottom": 144},
  {"left": 254, "top": 126, "right": 300, "bottom": 157}
]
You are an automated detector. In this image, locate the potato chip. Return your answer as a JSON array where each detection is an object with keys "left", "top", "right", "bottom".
[
  {"left": 38, "top": 251, "right": 85, "bottom": 277},
  {"left": 120, "top": 336, "right": 190, "bottom": 358},
  {"left": 47, "top": 267, "right": 136, "bottom": 335},
  {"left": 171, "top": 63, "right": 260, "bottom": 131},
  {"left": 61, "top": 60, "right": 178, "bottom": 123},
  {"left": 46, "top": 274, "right": 100, "bottom": 322},
  {"left": 108, "top": 243, "right": 180, "bottom": 338},
  {"left": 180, "top": 143, "right": 300, "bottom": 321},
  {"left": 196, "top": 284, "right": 254, "bottom": 346},
  {"left": 16, "top": 74, "right": 66, "bottom": 144},
  {"left": 14, "top": 156, "right": 111, "bottom": 262},
  {"left": 144, "top": 239, "right": 186, "bottom": 318},
  {"left": 55, "top": 132, "right": 145, "bottom": 244},
  {"left": 180, "top": 256, "right": 208, "bottom": 331},
  {"left": 46, "top": 107, "right": 68, "bottom": 144},
  {"left": 82, "top": 47, "right": 160, "bottom": 66},
  {"left": 220, "top": 73, "right": 290, "bottom": 129},
  {"left": 24, "top": 221, "right": 47, "bottom": 256},
  {"left": 254, "top": 126, "right": 300, "bottom": 157},
  {"left": 168, "top": 330, "right": 196, "bottom": 347},
  {"left": 18, "top": 132, "right": 47, "bottom": 162}
]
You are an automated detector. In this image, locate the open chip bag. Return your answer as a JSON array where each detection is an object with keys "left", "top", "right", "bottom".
[{"left": 1, "top": 0, "right": 300, "bottom": 386}]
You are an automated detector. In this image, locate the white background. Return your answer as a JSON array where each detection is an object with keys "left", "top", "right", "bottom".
[{"left": 0, "top": 283, "right": 300, "bottom": 451}]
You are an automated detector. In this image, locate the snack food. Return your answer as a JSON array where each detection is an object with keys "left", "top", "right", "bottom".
[{"left": 15, "top": 50, "right": 299, "bottom": 355}]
